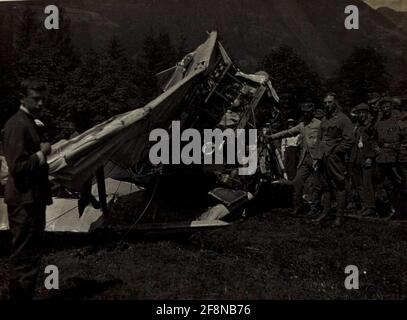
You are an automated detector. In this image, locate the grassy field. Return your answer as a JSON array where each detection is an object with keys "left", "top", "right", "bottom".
[{"left": 1, "top": 198, "right": 406, "bottom": 300}]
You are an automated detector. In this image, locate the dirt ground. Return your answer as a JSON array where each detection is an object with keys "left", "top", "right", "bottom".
[{"left": 1, "top": 186, "right": 407, "bottom": 300}]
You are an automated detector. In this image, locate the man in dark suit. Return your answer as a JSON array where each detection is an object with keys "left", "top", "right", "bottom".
[{"left": 3, "top": 78, "right": 53, "bottom": 300}]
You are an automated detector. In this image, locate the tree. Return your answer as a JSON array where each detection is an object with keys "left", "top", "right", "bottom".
[
  {"left": 93, "top": 35, "right": 141, "bottom": 122},
  {"left": 333, "top": 46, "right": 391, "bottom": 112},
  {"left": 12, "top": 7, "right": 81, "bottom": 141},
  {"left": 0, "top": 6, "right": 36, "bottom": 129},
  {"left": 62, "top": 36, "right": 142, "bottom": 135},
  {"left": 135, "top": 31, "right": 178, "bottom": 104},
  {"left": 259, "top": 46, "right": 323, "bottom": 121}
]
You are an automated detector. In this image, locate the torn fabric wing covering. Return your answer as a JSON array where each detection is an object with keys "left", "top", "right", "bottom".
[{"left": 48, "top": 32, "right": 218, "bottom": 190}]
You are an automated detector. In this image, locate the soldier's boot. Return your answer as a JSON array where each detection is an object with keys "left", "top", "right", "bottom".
[
  {"left": 306, "top": 203, "right": 322, "bottom": 220},
  {"left": 387, "top": 187, "right": 402, "bottom": 220},
  {"left": 305, "top": 185, "right": 322, "bottom": 220},
  {"left": 333, "top": 190, "right": 347, "bottom": 227},
  {"left": 310, "top": 192, "right": 331, "bottom": 223},
  {"left": 291, "top": 179, "right": 305, "bottom": 217}
]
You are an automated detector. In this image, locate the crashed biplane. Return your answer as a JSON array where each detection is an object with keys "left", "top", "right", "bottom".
[{"left": 0, "top": 31, "right": 283, "bottom": 233}]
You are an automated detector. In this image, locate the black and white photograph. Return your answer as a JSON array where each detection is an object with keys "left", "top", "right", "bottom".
[{"left": 0, "top": 0, "right": 407, "bottom": 305}]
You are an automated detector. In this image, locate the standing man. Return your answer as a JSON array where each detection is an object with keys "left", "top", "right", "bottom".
[
  {"left": 312, "top": 93, "right": 353, "bottom": 227},
  {"left": 3, "top": 78, "right": 52, "bottom": 300},
  {"left": 349, "top": 103, "right": 376, "bottom": 216},
  {"left": 398, "top": 112, "right": 407, "bottom": 217},
  {"left": 372, "top": 97, "right": 402, "bottom": 218},
  {"left": 281, "top": 119, "right": 300, "bottom": 181},
  {"left": 268, "top": 103, "right": 321, "bottom": 216}
]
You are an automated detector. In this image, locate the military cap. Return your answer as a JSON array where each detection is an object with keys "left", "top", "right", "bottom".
[
  {"left": 392, "top": 97, "right": 402, "bottom": 107},
  {"left": 300, "top": 102, "right": 314, "bottom": 112},
  {"left": 378, "top": 97, "right": 393, "bottom": 106},
  {"left": 367, "top": 92, "right": 381, "bottom": 105},
  {"left": 353, "top": 103, "right": 369, "bottom": 113}
]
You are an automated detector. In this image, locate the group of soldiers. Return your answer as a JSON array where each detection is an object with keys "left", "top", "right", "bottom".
[{"left": 269, "top": 92, "right": 407, "bottom": 226}]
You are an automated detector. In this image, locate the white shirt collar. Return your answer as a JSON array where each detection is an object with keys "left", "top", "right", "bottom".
[
  {"left": 19, "top": 105, "right": 45, "bottom": 127},
  {"left": 20, "top": 105, "right": 31, "bottom": 115}
]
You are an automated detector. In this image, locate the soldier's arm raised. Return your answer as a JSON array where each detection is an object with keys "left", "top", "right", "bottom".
[{"left": 269, "top": 123, "right": 302, "bottom": 140}]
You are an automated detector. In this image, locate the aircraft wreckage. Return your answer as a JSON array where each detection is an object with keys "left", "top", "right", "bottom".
[{"left": 0, "top": 31, "right": 286, "bottom": 233}]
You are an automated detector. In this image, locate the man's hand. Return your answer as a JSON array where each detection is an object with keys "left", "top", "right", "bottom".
[
  {"left": 40, "top": 142, "right": 52, "bottom": 156},
  {"left": 312, "top": 159, "right": 320, "bottom": 171}
]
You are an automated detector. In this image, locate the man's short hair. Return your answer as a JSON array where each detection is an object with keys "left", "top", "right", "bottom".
[
  {"left": 325, "top": 92, "right": 337, "bottom": 99},
  {"left": 19, "top": 78, "right": 47, "bottom": 98}
]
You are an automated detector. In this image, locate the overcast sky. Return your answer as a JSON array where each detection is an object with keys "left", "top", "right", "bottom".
[{"left": 363, "top": 0, "right": 407, "bottom": 11}]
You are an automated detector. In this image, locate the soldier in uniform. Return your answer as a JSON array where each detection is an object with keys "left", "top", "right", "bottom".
[
  {"left": 281, "top": 119, "right": 300, "bottom": 180},
  {"left": 311, "top": 93, "right": 353, "bottom": 226},
  {"left": 349, "top": 103, "right": 376, "bottom": 216},
  {"left": 268, "top": 103, "right": 321, "bottom": 216},
  {"left": 398, "top": 112, "right": 407, "bottom": 216},
  {"left": 3, "top": 78, "right": 53, "bottom": 300},
  {"left": 373, "top": 97, "right": 402, "bottom": 218}
]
